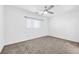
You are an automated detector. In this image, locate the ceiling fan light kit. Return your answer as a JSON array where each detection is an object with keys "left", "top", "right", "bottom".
[{"left": 41, "top": 5, "right": 54, "bottom": 15}]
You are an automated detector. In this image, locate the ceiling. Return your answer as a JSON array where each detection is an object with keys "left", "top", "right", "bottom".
[{"left": 12, "top": 5, "right": 77, "bottom": 18}]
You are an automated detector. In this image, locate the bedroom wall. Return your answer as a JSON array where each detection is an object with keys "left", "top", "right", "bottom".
[
  {"left": 5, "top": 6, "right": 48, "bottom": 45},
  {"left": 49, "top": 6, "right": 79, "bottom": 42},
  {"left": 4, "top": 5, "right": 79, "bottom": 46}
]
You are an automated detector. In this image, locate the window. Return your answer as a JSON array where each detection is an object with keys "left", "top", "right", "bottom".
[
  {"left": 33, "top": 20, "right": 40, "bottom": 28},
  {"left": 26, "top": 18, "right": 41, "bottom": 28},
  {"left": 26, "top": 19, "right": 32, "bottom": 28}
]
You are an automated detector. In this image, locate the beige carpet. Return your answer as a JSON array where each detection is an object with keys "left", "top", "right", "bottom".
[{"left": 1, "top": 36, "right": 79, "bottom": 54}]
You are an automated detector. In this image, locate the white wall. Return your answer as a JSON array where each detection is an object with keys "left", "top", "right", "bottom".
[
  {"left": 0, "top": 5, "right": 5, "bottom": 52},
  {"left": 49, "top": 6, "right": 79, "bottom": 42},
  {"left": 5, "top": 6, "right": 48, "bottom": 45},
  {"left": 4, "top": 5, "right": 79, "bottom": 46}
]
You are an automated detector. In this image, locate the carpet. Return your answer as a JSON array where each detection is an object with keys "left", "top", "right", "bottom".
[{"left": 1, "top": 36, "right": 79, "bottom": 54}]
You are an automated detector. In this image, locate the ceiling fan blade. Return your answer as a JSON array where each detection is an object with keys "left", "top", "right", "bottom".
[
  {"left": 47, "top": 5, "right": 54, "bottom": 10},
  {"left": 47, "top": 11, "right": 54, "bottom": 14}
]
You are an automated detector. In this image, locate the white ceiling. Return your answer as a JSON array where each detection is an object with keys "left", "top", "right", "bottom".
[{"left": 12, "top": 5, "right": 77, "bottom": 18}]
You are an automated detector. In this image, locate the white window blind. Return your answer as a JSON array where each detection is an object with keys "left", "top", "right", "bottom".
[
  {"left": 26, "top": 18, "right": 32, "bottom": 28},
  {"left": 26, "top": 18, "right": 41, "bottom": 28}
]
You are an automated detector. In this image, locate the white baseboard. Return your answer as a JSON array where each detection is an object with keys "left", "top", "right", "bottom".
[
  {"left": 49, "top": 35, "right": 79, "bottom": 43},
  {"left": 0, "top": 45, "right": 4, "bottom": 53},
  {"left": 6, "top": 34, "right": 48, "bottom": 46}
]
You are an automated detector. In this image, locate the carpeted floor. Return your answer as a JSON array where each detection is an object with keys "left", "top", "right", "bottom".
[{"left": 1, "top": 36, "right": 79, "bottom": 54}]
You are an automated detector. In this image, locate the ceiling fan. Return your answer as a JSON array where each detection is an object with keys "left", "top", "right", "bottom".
[{"left": 41, "top": 5, "right": 54, "bottom": 15}]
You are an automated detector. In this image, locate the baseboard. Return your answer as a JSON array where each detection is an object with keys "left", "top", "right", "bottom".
[
  {"left": 0, "top": 45, "right": 4, "bottom": 53},
  {"left": 4, "top": 34, "right": 79, "bottom": 49},
  {"left": 5, "top": 34, "right": 48, "bottom": 46},
  {"left": 49, "top": 35, "right": 79, "bottom": 43}
]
